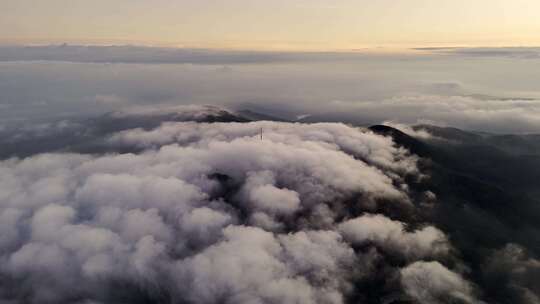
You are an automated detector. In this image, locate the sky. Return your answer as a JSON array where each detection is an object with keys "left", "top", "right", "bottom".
[{"left": 2, "top": 0, "right": 540, "bottom": 50}]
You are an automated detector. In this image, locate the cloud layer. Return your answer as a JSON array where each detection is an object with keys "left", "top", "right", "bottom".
[
  {"left": 2, "top": 46, "right": 540, "bottom": 134},
  {"left": 302, "top": 95, "right": 540, "bottom": 133},
  {"left": 0, "top": 117, "right": 477, "bottom": 303}
]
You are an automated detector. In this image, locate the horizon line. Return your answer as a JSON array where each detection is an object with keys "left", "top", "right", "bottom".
[{"left": 1, "top": 41, "right": 540, "bottom": 54}]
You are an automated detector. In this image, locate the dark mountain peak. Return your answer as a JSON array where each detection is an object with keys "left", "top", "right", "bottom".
[
  {"left": 369, "top": 124, "right": 407, "bottom": 136},
  {"left": 413, "top": 124, "right": 482, "bottom": 142},
  {"left": 369, "top": 125, "right": 432, "bottom": 157},
  {"left": 236, "top": 109, "right": 289, "bottom": 122}
]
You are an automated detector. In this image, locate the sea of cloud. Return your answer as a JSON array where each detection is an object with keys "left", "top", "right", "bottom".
[
  {"left": 0, "top": 116, "right": 481, "bottom": 303},
  {"left": 2, "top": 46, "right": 540, "bottom": 134}
]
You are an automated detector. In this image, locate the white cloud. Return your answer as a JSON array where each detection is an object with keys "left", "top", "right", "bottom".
[
  {"left": 382, "top": 121, "right": 434, "bottom": 139},
  {"left": 0, "top": 119, "right": 449, "bottom": 303},
  {"left": 325, "top": 95, "right": 540, "bottom": 133},
  {"left": 339, "top": 214, "right": 450, "bottom": 259},
  {"left": 400, "top": 261, "right": 478, "bottom": 304}
]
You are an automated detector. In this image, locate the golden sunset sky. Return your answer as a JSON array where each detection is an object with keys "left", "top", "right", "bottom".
[{"left": 2, "top": 0, "right": 539, "bottom": 50}]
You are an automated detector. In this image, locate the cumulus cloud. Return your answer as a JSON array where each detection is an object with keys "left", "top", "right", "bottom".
[
  {"left": 0, "top": 116, "right": 458, "bottom": 303},
  {"left": 109, "top": 120, "right": 418, "bottom": 176},
  {"left": 339, "top": 214, "right": 450, "bottom": 259},
  {"left": 174, "top": 226, "right": 357, "bottom": 304},
  {"left": 240, "top": 170, "right": 301, "bottom": 216},
  {"left": 400, "top": 261, "right": 478, "bottom": 304}
]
